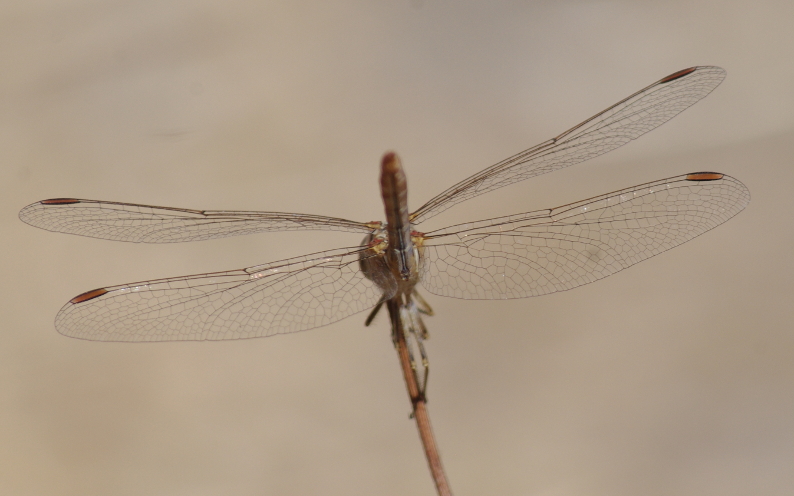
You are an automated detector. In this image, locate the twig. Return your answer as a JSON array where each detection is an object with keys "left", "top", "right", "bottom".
[{"left": 387, "top": 299, "right": 453, "bottom": 496}]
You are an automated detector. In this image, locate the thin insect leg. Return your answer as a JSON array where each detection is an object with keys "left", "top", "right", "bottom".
[
  {"left": 399, "top": 302, "right": 424, "bottom": 394},
  {"left": 412, "top": 289, "right": 435, "bottom": 316},
  {"left": 405, "top": 299, "right": 430, "bottom": 396},
  {"left": 410, "top": 299, "right": 430, "bottom": 365},
  {"left": 364, "top": 295, "right": 386, "bottom": 327},
  {"left": 415, "top": 307, "right": 429, "bottom": 340},
  {"left": 414, "top": 317, "right": 430, "bottom": 396}
]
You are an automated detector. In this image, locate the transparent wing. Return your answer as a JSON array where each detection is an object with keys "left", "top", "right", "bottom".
[
  {"left": 411, "top": 66, "right": 726, "bottom": 224},
  {"left": 56, "top": 246, "right": 389, "bottom": 341},
  {"left": 419, "top": 173, "right": 749, "bottom": 300},
  {"left": 19, "top": 198, "right": 374, "bottom": 243}
]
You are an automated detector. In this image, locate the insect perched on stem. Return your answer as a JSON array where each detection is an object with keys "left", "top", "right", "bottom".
[{"left": 20, "top": 66, "right": 749, "bottom": 496}]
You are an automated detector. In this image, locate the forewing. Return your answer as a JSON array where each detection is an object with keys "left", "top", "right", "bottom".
[
  {"left": 56, "top": 246, "right": 387, "bottom": 341},
  {"left": 19, "top": 199, "right": 373, "bottom": 243},
  {"left": 419, "top": 173, "right": 749, "bottom": 299},
  {"left": 411, "top": 66, "right": 727, "bottom": 224}
]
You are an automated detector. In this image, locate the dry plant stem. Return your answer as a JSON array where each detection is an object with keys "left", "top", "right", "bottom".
[{"left": 387, "top": 299, "right": 453, "bottom": 496}]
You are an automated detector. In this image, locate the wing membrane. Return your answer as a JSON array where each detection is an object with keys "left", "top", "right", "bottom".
[
  {"left": 56, "top": 246, "right": 387, "bottom": 341},
  {"left": 19, "top": 199, "right": 373, "bottom": 243},
  {"left": 418, "top": 173, "right": 749, "bottom": 300},
  {"left": 411, "top": 66, "right": 726, "bottom": 224}
]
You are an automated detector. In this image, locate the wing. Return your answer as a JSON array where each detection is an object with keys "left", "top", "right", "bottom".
[
  {"left": 410, "top": 66, "right": 727, "bottom": 224},
  {"left": 418, "top": 173, "right": 749, "bottom": 300},
  {"left": 19, "top": 198, "right": 374, "bottom": 243},
  {"left": 55, "top": 246, "right": 390, "bottom": 341}
]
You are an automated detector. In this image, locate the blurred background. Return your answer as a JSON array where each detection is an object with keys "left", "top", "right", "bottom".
[{"left": 2, "top": 1, "right": 792, "bottom": 495}]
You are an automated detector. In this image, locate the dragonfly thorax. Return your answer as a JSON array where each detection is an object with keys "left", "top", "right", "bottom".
[{"left": 359, "top": 226, "right": 424, "bottom": 298}]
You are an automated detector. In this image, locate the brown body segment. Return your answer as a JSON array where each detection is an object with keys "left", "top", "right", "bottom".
[
  {"left": 70, "top": 288, "right": 108, "bottom": 304},
  {"left": 686, "top": 172, "right": 724, "bottom": 181},
  {"left": 41, "top": 198, "right": 81, "bottom": 205},
  {"left": 380, "top": 152, "right": 415, "bottom": 282},
  {"left": 659, "top": 67, "right": 697, "bottom": 84}
]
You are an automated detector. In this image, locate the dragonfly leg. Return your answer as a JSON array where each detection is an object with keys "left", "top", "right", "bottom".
[
  {"left": 364, "top": 295, "right": 386, "bottom": 327},
  {"left": 416, "top": 309, "right": 429, "bottom": 340},
  {"left": 412, "top": 290, "right": 433, "bottom": 340},
  {"left": 414, "top": 322, "right": 430, "bottom": 396},
  {"left": 397, "top": 301, "right": 428, "bottom": 396},
  {"left": 413, "top": 289, "right": 435, "bottom": 316},
  {"left": 405, "top": 298, "right": 430, "bottom": 396}
]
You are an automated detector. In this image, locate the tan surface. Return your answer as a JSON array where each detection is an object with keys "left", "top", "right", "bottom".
[{"left": 2, "top": 1, "right": 792, "bottom": 495}]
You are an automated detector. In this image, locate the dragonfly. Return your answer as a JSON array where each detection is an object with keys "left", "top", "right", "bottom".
[{"left": 19, "top": 66, "right": 749, "bottom": 379}]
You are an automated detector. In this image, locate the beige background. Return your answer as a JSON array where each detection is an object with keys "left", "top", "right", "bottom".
[{"left": 2, "top": 1, "right": 792, "bottom": 495}]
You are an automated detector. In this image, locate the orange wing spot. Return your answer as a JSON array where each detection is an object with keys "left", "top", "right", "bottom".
[
  {"left": 41, "top": 198, "right": 80, "bottom": 205},
  {"left": 686, "top": 172, "right": 724, "bottom": 181},
  {"left": 659, "top": 67, "right": 697, "bottom": 84},
  {"left": 70, "top": 288, "right": 108, "bottom": 304}
]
